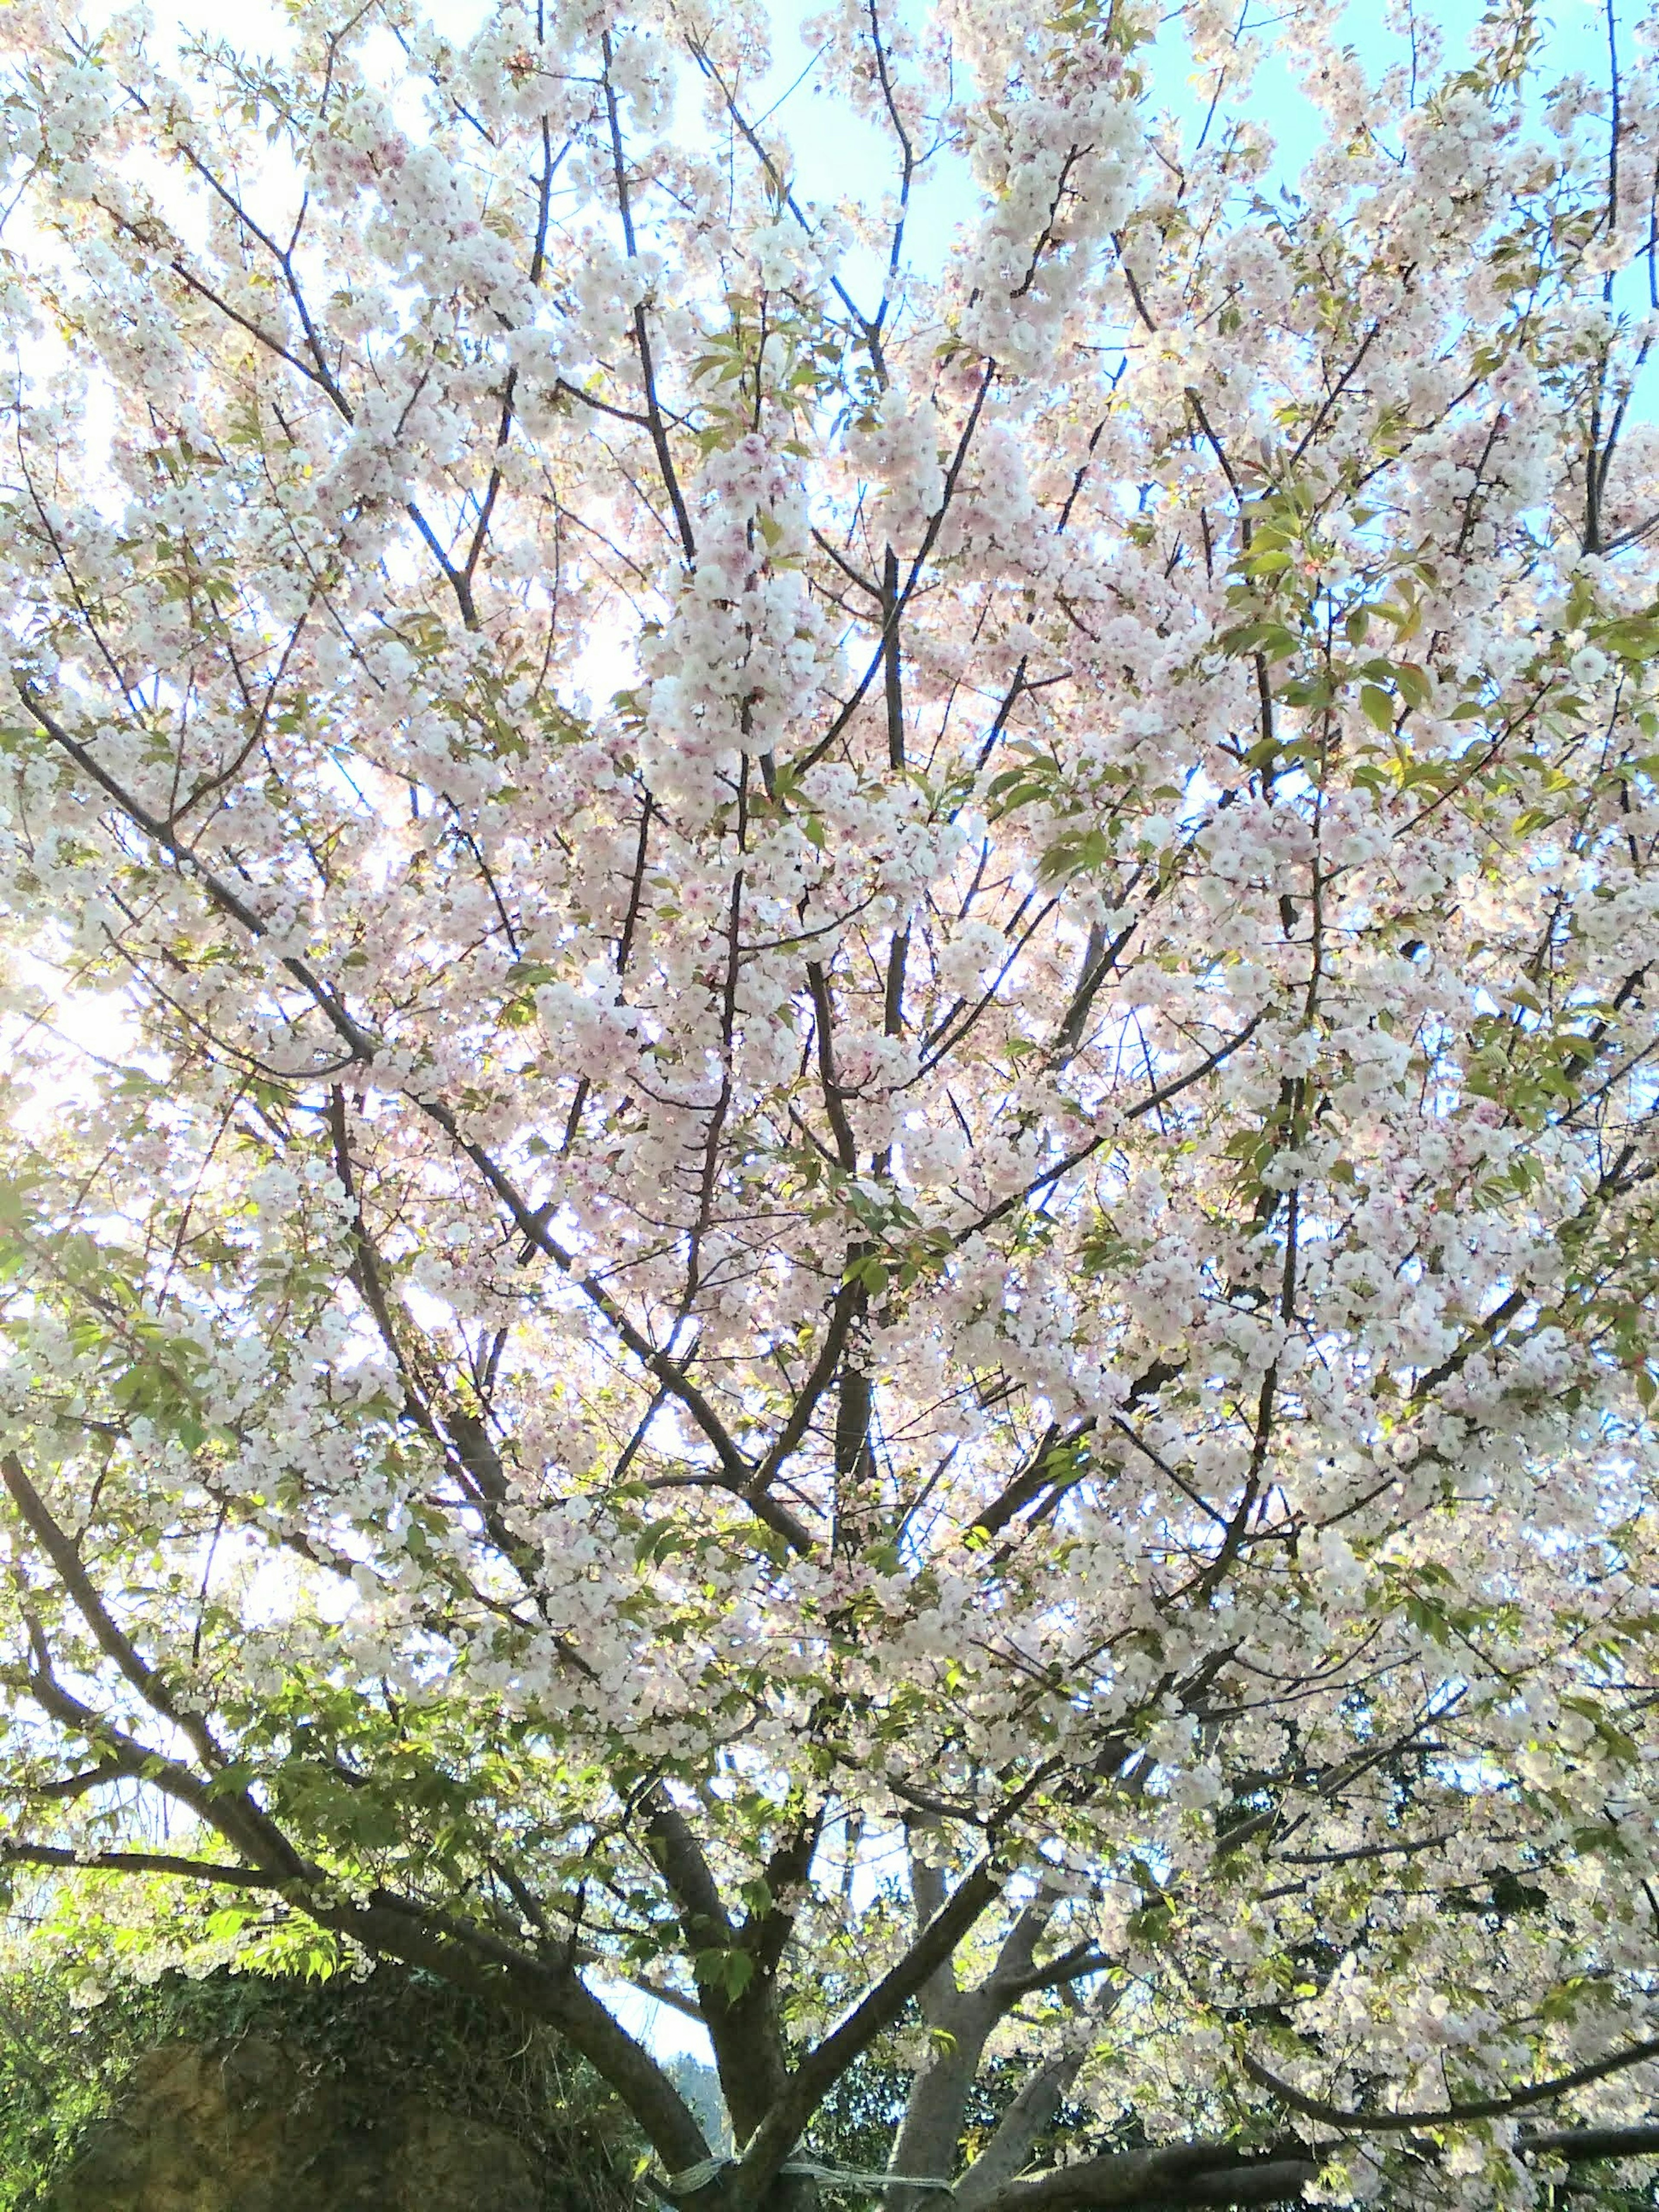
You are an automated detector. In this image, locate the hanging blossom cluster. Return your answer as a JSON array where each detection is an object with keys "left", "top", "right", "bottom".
[{"left": 1, "top": 0, "right": 1658, "bottom": 2206}]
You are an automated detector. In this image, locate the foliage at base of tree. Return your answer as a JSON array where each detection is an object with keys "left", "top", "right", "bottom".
[{"left": 0, "top": 1962, "right": 644, "bottom": 2212}]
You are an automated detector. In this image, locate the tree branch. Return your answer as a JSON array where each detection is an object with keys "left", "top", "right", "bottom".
[{"left": 1243, "top": 2036, "right": 1659, "bottom": 2131}]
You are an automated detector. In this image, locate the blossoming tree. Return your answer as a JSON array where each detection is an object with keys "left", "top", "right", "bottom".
[{"left": 2, "top": 0, "right": 1659, "bottom": 2201}]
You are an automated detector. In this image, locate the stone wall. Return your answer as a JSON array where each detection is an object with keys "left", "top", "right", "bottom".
[
  {"left": 47, "top": 2032, "right": 545, "bottom": 2212},
  {"left": 21, "top": 1967, "right": 640, "bottom": 2212}
]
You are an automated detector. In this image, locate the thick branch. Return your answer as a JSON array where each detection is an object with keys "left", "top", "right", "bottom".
[
  {"left": 0, "top": 1843, "right": 286, "bottom": 1887},
  {"left": 1243, "top": 2036, "right": 1659, "bottom": 2130},
  {"left": 730, "top": 1856, "right": 1005, "bottom": 2205},
  {"left": 978, "top": 2143, "right": 1317, "bottom": 2212}
]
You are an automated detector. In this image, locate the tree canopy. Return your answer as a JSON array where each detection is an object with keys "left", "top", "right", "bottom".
[{"left": 1, "top": 0, "right": 1658, "bottom": 2204}]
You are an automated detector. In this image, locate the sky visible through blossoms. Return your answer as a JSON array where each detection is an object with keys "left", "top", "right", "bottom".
[{"left": 89, "top": 0, "right": 1637, "bottom": 288}]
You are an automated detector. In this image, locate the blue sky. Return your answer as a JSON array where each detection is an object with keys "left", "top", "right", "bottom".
[{"left": 693, "top": 0, "right": 1637, "bottom": 340}]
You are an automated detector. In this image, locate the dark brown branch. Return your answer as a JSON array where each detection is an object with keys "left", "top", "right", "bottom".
[
  {"left": 0, "top": 1842, "right": 286, "bottom": 1887},
  {"left": 601, "top": 34, "right": 696, "bottom": 564},
  {"left": 978, "top": 2142, "right": 1318, "bottom": 2212},
  {"left": 17, "top": 690, "right": 790, "bottom": 1545},
  {"left": 302, "top": 1888, "right": 710, "bottom": 2172},
  {"left": 1243, "top": 2036, "right": 1659, "bottom": 2130},
  {"left": 731, "top": 1855, "right": 1005, "bottom": 2197},
  {"left": 979, "top": 2120, "right": 1659, "bottom": 2212},
  {"left": 2, "top": 1452, "right": 303, "bottom": 1879},
  {"left": 958, "top": 1011, "right": 1266, "bottom": 1247}
]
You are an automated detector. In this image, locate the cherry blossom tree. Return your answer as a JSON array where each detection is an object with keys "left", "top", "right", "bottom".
[{"left": 2, "top": 0, "right": 1659, "bottom": 2202}]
